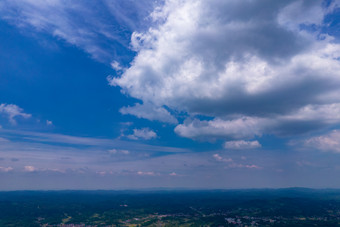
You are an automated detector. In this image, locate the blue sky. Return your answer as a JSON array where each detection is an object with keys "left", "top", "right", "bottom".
[{"left": 1, "top": 0, "right": 340, "bottom": 190}]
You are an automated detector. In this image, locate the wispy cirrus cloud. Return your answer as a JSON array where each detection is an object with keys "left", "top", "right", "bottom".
[
  {"left": 0, "top": 0, "right": 159, "bottom": 62},
  {"left": 0, "top": 128, "right": 186, "bottom": 153}
]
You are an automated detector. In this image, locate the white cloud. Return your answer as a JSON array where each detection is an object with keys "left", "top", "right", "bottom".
[
  {"left": 0, "top": 166, "right": 13, "bottom": 172},
  {"left": 23, "top": 165, "right": 65, "bottom": 173},
  {"left": 282, "top": 104, "right": 340, "bottom": 124},
  {"left": 119, "top": 103, "right": 178, "bottom": 124},
  {"left": 96, "top": 171, "right": 107, "bottom": 176},
  {"left": 108, "top": 149, "right": 130, "bottom": 155},
  {"left": 302, "top": 130, "right": 340, "bottom": 153},
  {"left": 175, "top": 117, "right": 267, "bottom": 140},
  {"left": 0, "top": 103, "right": 32, "bottom": 124},
  {"left": 212, "top": 154, "right": 261, "bottom": 169},
  {"left": 110, "top": 61, "right": 124, "bottom": 71},
  {"left": 110, "top": 0, "right": 340, "bottom": 140},
  {"left": 127, "top": 128, "right": 157, "bottom": 140},
  {"left": 46, "top": 120, "right": 53, "bottom": 126},
  {"left": 277, "top": 1, "right": 326, "bottom": 31},
  {"left": 137, "top": 171, "right": 157, "bottom": 176},
  {"left": 169, "top": 172, "right": 177, "bottom": 176},
  {"left": 120, "top": 149, "right": 130, "bottom": 155},
  {"left": 213, "top": 154, "right": 232, "bottom": 163},
  {"left": 108, "top": 149, "right": 118, "bottom": 154},
  {"left": 175, "top": 103, "right": 340, "bottom": 139},
  {"left": 224, "top": 140, "right": 261, "bottom": 150},
  {"left": 228, "top": 163, "right": 262, "bottom": 170},
  {"left": 24, "top": 165, "right": 37, "bottom": 172}
]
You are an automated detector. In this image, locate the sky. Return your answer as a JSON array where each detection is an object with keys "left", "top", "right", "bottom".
[{"left": 1, "top": 0, "right": 340, "bottom": 190}]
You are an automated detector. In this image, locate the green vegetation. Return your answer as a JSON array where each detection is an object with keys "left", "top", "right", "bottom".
[{"left": 1, "top": 189, "right": 340, "bottom": 226}]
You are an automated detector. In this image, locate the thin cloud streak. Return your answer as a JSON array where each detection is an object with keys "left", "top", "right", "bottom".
[
  {"left": 0, "top": 0, "right": 159, "bottom": 62},
  {"left": 0, "top": 128, "right": 188, "bottom": 153}
]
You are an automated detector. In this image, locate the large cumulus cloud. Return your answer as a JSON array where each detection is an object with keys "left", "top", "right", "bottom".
[{"left": 110, "top": 0, "right": 340, "bottom": 140}]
